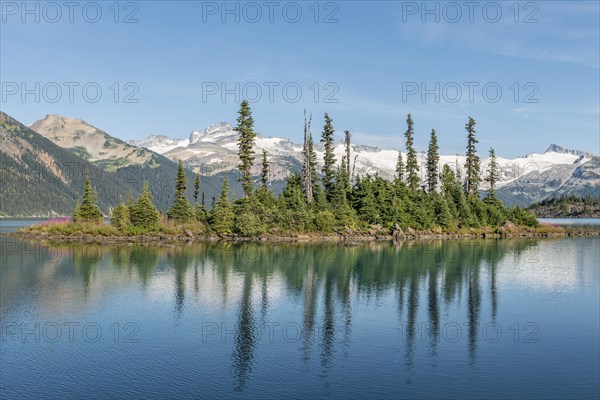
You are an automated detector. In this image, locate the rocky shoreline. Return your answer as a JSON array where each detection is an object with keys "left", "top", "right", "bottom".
[{"left": 6, "top": 226, "right": 599, "bottom": 247}]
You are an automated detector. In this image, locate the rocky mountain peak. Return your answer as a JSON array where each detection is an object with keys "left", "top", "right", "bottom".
[{"left": 545, "top": 144, "right": 592, "bottom": 158}]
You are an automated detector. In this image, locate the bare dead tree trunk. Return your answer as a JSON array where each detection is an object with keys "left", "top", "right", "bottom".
[
  {"left": 344, "top": 130, "right": 351, "bottom": 182},
  {"left": 302, "top": 110, "right": 314, "bottom": 203}
]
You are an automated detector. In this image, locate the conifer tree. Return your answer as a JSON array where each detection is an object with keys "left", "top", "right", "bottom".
[
  {"left": 404, "top": 114, "right": 419, "bottom": 190},
  {"left": 484, "top": 147, "right": 499, "bottom": 197},
  {"left": 235, "top": 100, "right": 257, "bottom": 198},
  {"left": 426, "top": 129, "right": 439, "bottom": 194},
  {"left": 211, "top": 176, "right": 235, "bottom": 234},
  {"left": 321, "top": 113, "right": 337, "bottom": 202},
  {"left": 332, "top": 160, "right": 354, "bottom": 228},
  {"left": 168, "top": 160, "right": 193, "bottom": 223},
  {"left": 433, "top": 194, "right": 455, "bottom": 230},
  {"left": 74, "top": 169, "right": 102, "bottom": 223},
  {"left": 261, "top": 149, "right": 269, "bottom": 190},
  {"left": 130, "top": 181, "right": 160, "bottom": 229},
  {"left": 464, "top": 117, "right": 481, "bottom": 196},
  {"left": 396, "top": 151, "right": 404, "bottom": 182},
  {"left": 110, "top": 202, "right": 131, "bottom": 231},
  {"left": 440, "top": 164, "right": 455, "bottom": 198},
  {"left": 193, "top": 173, "right": 200, "bottom": 204}
]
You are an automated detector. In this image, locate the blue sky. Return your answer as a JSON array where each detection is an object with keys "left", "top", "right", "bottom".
[{"left": 1, "top": 0, "right": 598, "bottom": 157}]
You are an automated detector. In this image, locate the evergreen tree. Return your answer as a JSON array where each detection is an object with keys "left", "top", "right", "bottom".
[
  {"left": 193, "top": 173, "right": 200, "bottom": 204},
  {"left": 453, "top": 169, "right": 477, "bottom": 226},
  {"left": 426, "top": 129, "right": 439, "bottom": 193},
  {"left": 235, "top": 100, "right": 257, "bottom": 198},
  {"left": 404, "top": 114, "right": 419, "bottom": 190},
  {"left": 332, "top": 160, "right": 355, "bottom": 229},
  {"left": 167, "top": 160, "right": 193, "bottom": 223},
  {"left": 130, "top": 181, "right": 160, "bottom": 229},
  {"left": 278, "top": 173, "right": 312, "bottom": 232},
  {"left": 440, "top": 164, "right": 455, "bottom": 198},
  {"left": 396, "top": 151, "right": 404, "bottom": 182},
  {"left": 433, "top": 194, "right": 455, "bottom": 230},
  {"left": 464, "top": 117, "right": 481, "bottom": 196},
  {"left": 484, "top": 147, "right": 499, "bottom": 197},
  {"left": 74, "top": 169, "right": 102, "bottom": 223},
  {"left": 321, "top": 113, "right": 337, "bottom": 202},
  {"left": 261, "top": 149, "right": 269, "bottom": 190},
  {"left": 110, "top": 202, "right": 131, "bottom": 231},
  {"left": 211, "top": 176, "right": 235, "bottom": 234}
]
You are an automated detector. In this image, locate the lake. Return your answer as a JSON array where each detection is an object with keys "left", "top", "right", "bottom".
[{"left": 0, "top": 236, "right": 598, "bottom": 399}]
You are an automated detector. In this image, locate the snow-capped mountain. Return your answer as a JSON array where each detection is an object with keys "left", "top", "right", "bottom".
[{"left": 128, "top": 122, "right": 597, "bottom": 205}]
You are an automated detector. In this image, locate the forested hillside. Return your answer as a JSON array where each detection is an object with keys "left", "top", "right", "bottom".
[
  {"left": 0, "top": 112, "right": 225, "bottom": 216},
  {"left": 527, "top": 196, "right": 600, "bottom": 218}
]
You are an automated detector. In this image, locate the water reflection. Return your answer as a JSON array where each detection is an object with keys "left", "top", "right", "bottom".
[{"left": 1, "top": 237, "right": 598, "bottom": 394}]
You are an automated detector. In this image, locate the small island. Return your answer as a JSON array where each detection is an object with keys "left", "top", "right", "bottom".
[
  {"left": 15, "top": 102, "right": 598, "bottom": 245},
  {"left": 528, "top": 196, "right": 600, "bottom": 219}
]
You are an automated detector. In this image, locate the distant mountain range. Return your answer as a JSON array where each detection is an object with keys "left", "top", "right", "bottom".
[
  {"left": 0, "top": 113, "right": 228, "bottom": 217},
  {"left": 130, "top": 121, "right": 599, "bottom": 206},
  {"left": 0, "top": 112, "right": 597, "bottom": 216}
]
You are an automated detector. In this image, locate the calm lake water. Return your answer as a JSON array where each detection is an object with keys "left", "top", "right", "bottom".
[{"left": 0, "top": 236, "right": 598, "bottom": 399}]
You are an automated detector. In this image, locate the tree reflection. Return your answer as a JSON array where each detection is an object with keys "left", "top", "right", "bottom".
[{"left": 26, "top": 237, "right": 543, "bottom": 391}]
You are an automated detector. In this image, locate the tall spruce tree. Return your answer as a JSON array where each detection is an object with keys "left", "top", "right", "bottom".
[
  {"left": 321, "top": 113, "right": 337, "bottom": 201},
  {"left": 426, "top": 129, "right": 440, "bottom": 194},
  {"left": 404, "top": 114, "right": 419, "bottom": 191},
  {"left": 193, "top": 173, "right": 200, "bottom": 204},
  {"left": 211, "top": 176, "right": 235, "bottom": 234},
  {"left": 130, "top": 181, "right": 160, "bottom": 229},
  {"left": 464, "top": 117, "right": 481, "bottom": 196},
  {"left": 484, "top": 147, "right": 499, "bottom": 197},
  {"left": 168, "top": 160, "right": 192, "bottom": 223},
  {"left": 235, "top": 100, "right": 257, "bottom": 198},
  {"left": 301, "top": 111, "right": 314, "bottom": 202},
  {"left": 396, "top": 151, "right": 405, "bottom": 182},
  {"left": 74, "top": 169, "right": 102, "bottom": 223},
  {"left": 261, "top": 149, "right": 269, "bottom": 190},
  {"left": 440, "top": 164, "right": 455, "bottom": 198}
]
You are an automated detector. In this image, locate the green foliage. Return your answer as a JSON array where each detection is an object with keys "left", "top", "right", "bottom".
[
  {"left": 510, "top": 206, "right": 539, "bottom": 227},
  {"left": 261, "top": 149, "right": 269, "bottom": 189},
  {"left": 485, "top": 147, "right": 499, "bottom": 197},
  {"left": 211, "top": 176, "right": 235, "bottom": 235},
  {"left": 433, "top": 194, "right": 456, "bottom": 230},
  {"left": 167, "top": 160, "right": 193, "bottom": 223},
  {"left": 130, "top": 181, "right": 161, "bottom": 230},
  {"left": 321, "top": 113, "right": 337, "bottom": 202},
  {"left": 404, "top": 114, "right": 419, "bottom": 191},
  {"left": 527, "top": 195, "right": 600, "bottom": 218},
  {"left": 110, "top": 202, "right": 131, "bottom": 231},
  {"left": 235, "top": 100, "right": 257, "bottom": 198},
  {"left": 464, "top": 117, "right": 481, "bottom": 196},
  {"left": 314, "top": 210, "right": 336, "bottom": 232},
  {"left": 235, "top": 199, "right": 267, "bottom": 236},
  {"left": 426, "top": 129, "right": 439, "bottom": 193},
  {"left": 74, "top": 170, "right": 103, "bottom": 223},
  {"left": 396, "top": 151, "right": 404, "bottom": 182}
]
